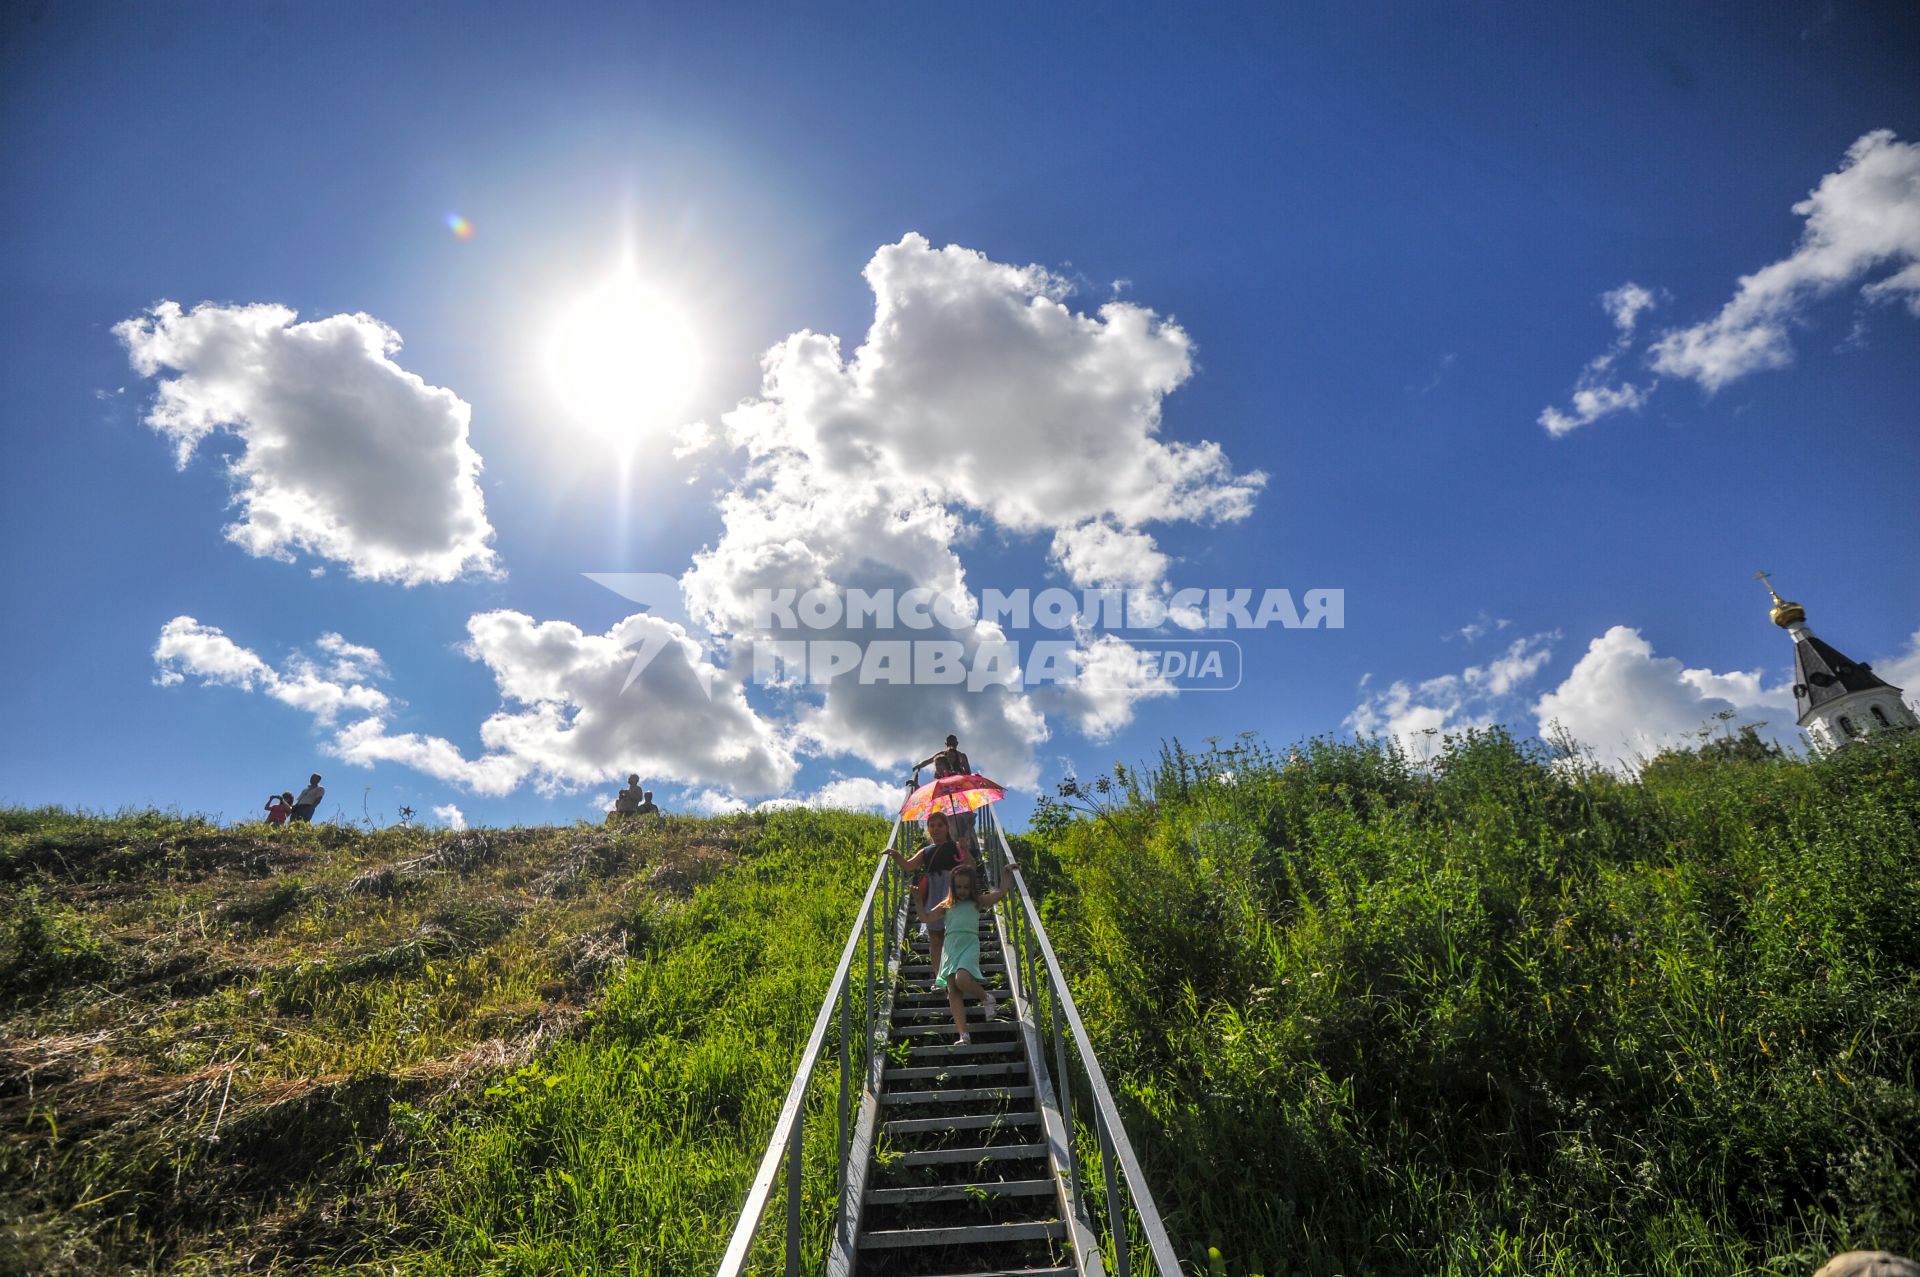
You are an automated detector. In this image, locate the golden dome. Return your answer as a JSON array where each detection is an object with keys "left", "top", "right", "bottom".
[{"left": 1757, "top": 572, "right": 1805, "bottom": 628}]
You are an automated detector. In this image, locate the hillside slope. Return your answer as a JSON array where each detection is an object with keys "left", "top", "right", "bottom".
[
  {"left": 1031, "top": 729, "right": 1920, "bottom": 1276},
  {"left": 1, "top": 807, "right": 888, "bottom": 1275}
]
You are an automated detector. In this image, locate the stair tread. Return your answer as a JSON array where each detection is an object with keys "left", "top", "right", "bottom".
[
  {"left": 857, "top": 1219, "right": 1066, "bottom": 1249},
  {"left": 866, "top": 1178, "right": 1056, "bottom": 1205},
  {"left": 885, "top": 1062, "right": 1028, "bottom": 1081},
  {"left": 881, "top": 1085, "right": 1035, "bottom": 1105},
  {"left": 899, "top": 1269, "right": 1072, "bottom": 1277},
  {"left": 891, "top": 1141, "right": 1049, "bottom": 1166},
  {"left": 882, "top": 1111, "right": 1040, "bottom": 1135},
  {"left": 907, "top": 1040, "right": 1021, "bottom": 1058}
]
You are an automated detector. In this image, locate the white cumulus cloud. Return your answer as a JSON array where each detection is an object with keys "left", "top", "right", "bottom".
[
  {"left": 117, "top": 301, "right": 497, "bottom": 585},
  {"left": 677, "top": 234, "right": 1263, "bottom": 789},
  {"left": 153, "top": 617, "right": 390, "bottom": 725},
  {"left": 1532, "top": 625, "right": 1795, "bottom": 770},
  {"left": 433, "top": 803, "right": 467, "bottom": 830},
  {"left": 1347, "top": 633, "right": 1559, "bottom": 760},
  {"left": 1540, "top": 130, "right": 1920, "bottom": 435},
  {"left": 1651, "top": 130, "right": 1920, "bottom": 390}
]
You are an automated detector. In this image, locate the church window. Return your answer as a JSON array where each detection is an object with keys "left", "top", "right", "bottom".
[
  {"left": 1871, "top": 705, "right": 1891, "bottom": 729},
  {"left": 1839, "top": 715, "right": 1859, "bottom": 738}
]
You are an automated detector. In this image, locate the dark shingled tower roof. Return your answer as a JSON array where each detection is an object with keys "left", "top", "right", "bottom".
[{"left": 1792, "top": 631, "right": 1895, "bottom": 715}]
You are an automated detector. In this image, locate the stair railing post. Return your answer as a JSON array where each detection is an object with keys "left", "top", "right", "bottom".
[
  {"left": 1096, "top": 1101, "right": 1131, "bottom": 1277},
  {"left": 837, "top": 972, "right": 851, "bottom": 1234},
  {"left": 1051, "top": 970, "right": 1081, "bottom": 1196},
  {"left": 864, "top": 896, "right": 876, "bottom": 1087},
  {"left": 785, "top": 1099, "right": 803, "bottom": 1277}
]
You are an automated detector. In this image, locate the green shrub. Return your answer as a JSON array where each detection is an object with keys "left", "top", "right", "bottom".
[{"left": 1036, "top": 729, "right": 1920, "bottom": 1275}]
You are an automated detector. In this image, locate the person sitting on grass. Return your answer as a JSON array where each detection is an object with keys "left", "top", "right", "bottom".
[
  {"left": 922, "top": 862, "right": 1014, "bottom": 1046},
  {"left": 613, "top": 774, "right": 644, "bottom": 819},
  {"left": 882, "top": 810, "right": 971, "bottom": 983},
  {"left": 264, "top": 792, "right": 293, "bottom": 826}
]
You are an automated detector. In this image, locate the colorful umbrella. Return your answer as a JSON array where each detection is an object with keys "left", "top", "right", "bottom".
[{"left": 899, "top": 773, "right": 1005, "bottom": 821}]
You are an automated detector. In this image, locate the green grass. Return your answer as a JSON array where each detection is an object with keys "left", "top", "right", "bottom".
[
  {"left": 0, "top": 806, "right": 889, "bottom": 1276},
  {"left": 1028, "top": 728, "right": 1920, "bottom": 1276}
]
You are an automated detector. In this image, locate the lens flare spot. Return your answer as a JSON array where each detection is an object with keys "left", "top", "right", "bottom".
[{"left": 447, "top": 214, "right": 474, "bottom": 240}]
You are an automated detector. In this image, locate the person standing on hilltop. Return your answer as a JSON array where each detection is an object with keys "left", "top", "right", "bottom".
[
  {"left": 914, "top": 734, "right": 980, "bottom": 851},
  {"left": 289, "top": 774, "right": 325, "bottom": 823},
  {"left": 264, "top": 792, "right": 293, "bottom": 826},
  {"left": 913, "top": 734, "right": 971, "bottom": 779},
  {"left": 612, "top": 774, "right": 645, "bottom": 820}
]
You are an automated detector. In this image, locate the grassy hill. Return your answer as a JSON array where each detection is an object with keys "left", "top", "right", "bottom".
[
  {"left": 6, "top": 729, "right": 1917, "bottom": 1276},
  {"left": 1027, "top": 728, "right": 1920, "bottom": 1275},
  {"left": 0, "top": 806, "right": 888, "bottom": 1275}
]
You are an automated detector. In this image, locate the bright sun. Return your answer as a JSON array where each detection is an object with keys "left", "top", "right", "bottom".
[{"left": 546, "top": 266, "right": 701, "bottom": 442}]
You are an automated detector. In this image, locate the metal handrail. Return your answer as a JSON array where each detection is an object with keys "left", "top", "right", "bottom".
[
  {"left": 715, "top": 815, "right": 905, "bottom": 1277},
  {"left": 979, "top": 805, "right": 1183, "bottom": 1277}
]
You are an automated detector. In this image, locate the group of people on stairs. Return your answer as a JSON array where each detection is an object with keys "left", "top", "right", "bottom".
[{"left": 884, "top": 732, "right": 1013, "bottom": 1046}]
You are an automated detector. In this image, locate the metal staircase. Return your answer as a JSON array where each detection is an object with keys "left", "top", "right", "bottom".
[{"left": 715, "top": 805, "right": 1181, "bottom": 1277}]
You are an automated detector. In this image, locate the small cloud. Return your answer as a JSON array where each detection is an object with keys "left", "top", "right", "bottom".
[
  {"left": 1407, "top": 351, "right": 1457, "bottom": 394},
  {"left": 1348, "top": 632, "right": 1559, "bottom": 761},
  {"left": 1449, "top": 611, "right": 1514, "bottom": 644},
  {"left": 1539, "top": 283, "right": 1660, "bottom": 436},
  {"left": 432, "top": 803, "right": 467, "bottom": 830}
]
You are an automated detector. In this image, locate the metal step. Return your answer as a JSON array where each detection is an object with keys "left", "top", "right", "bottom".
[
  {"left": 898, "top": 1269, "right": 1073, "bottom": 1277},
  {"left": 857, "top": 1219, "right": 1067, "bottom": 1250},
  {"left": 907, "top": 1039, "right": 1023, "bottom": 1058},
  {"left": 884, "top": 1062, "right": 1028, "bottom": 1082},
  {"left": 882, "top": 1111, "right": 1040, "bottom": 1136},
  {"left": 890, "top": 1141, "right": 1049, "bottom": 1167},
  {"left": 891, "top": 1023, "right": 1019, "bottom": 1040},
  {"left": 866, "top": 1178, "right": 1055, "bottom": 1206},
  {"left": 891, "top": 1005, "right": 1008, "bottom": 1023},
  {"left": 901, "top": 963, "right": 1007, "bottom": 976},
  {"left": 894, "top": 989, "right": 1007, "bottom": 1006},
  {"left": 881, "top": 1085, "right": 1034, "bottom": 1105}
]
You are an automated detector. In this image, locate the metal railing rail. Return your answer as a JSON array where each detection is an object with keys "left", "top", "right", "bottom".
[
  {"left": 715, "top": 815, "right": 907, "bottom": 1277},
  {"left": 978, "top": 804, "right": 1183, "bottom": 1277}
]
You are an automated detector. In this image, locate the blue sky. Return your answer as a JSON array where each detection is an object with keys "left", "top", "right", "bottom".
[{"left": 2, "top": 3, "right": 1916, "bottom": 829}]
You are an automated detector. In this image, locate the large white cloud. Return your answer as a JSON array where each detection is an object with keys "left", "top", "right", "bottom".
[
  {"left": 1532, "top": 625, "right": 1795, "bottom": 770},
  {"left": 722, "top": 235, "right": 1265, "bottom": 535},
  {"left": 461, "top": 609, "right": 795, "bottom": 796},
  {"left": 1652, "top": 130, "right": 1920, "bottom": 389},
  {"left": 152, "top": 610, "right": 791, "bottom": 799},
  {"left": 117, "top": 302, "right": 497, "bottom": 585},
  {"left": 679, "top": 235, "right": 1257, "bottom": 787}
]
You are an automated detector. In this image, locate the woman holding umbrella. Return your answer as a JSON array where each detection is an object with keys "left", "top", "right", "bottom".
[
  {"left": 885, "top": 770, "right": 1007, "bottom": 980},
  {"left": 883, "top": 810, "right": 971, "bottom": 981}
]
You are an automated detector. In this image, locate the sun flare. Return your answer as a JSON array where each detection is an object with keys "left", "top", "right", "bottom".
[{"left": 546, "top": 266, "right": 701, "bottom": 442}]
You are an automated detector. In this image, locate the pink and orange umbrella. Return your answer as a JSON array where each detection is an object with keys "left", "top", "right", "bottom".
[{"left": 899, "top": 773, "right": 1005, "bottom": 821}]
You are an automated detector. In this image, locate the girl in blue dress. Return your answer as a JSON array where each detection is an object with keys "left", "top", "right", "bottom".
[{"left": 924, "top": 862, "right": 1015, "bottom": 1045}]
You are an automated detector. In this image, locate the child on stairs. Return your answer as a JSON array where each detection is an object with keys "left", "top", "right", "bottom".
[{"left": 923, "top": 863, "right": 1014, "bottom": 1045}]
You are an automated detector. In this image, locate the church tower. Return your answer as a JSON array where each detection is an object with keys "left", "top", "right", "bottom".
[{"left": 1760, "top": 573, "right": 1918, "bottom": 750}]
